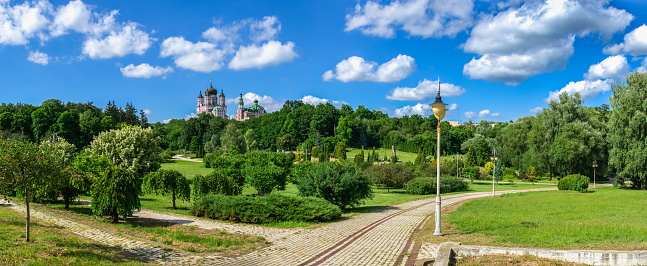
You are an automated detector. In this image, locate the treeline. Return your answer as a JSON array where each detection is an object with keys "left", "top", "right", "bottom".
[
  {"left": 0, "top": 99, "right": 149, "bottom": 149},
  {"left": 157, "top": 100, "right": 477, "bottom": 157}
]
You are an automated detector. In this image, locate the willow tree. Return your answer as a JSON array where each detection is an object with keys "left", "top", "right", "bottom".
[
  {"left": 609, "top": 72, "right": 647, "bottom": 189},
  {"left": 143, "top": 169, "right": 190, "bottom": 209}
]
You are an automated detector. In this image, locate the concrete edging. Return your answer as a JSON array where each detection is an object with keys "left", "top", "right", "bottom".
[{"left": 433, "top": 242, "right": 647, "bottom": 266}]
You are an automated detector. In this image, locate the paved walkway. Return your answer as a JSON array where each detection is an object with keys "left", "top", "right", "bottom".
[
  {"left": 2, "top": 187, "right": 562, "bottom": 265},
  {"left": 171, "top": 155, "right": 202, "bottom": 163}
]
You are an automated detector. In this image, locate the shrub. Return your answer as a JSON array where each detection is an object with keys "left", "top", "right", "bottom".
[
  {"left": 404, "top": 176, "right": 470, "bottom": 195},
  {"left": 404, "top": 177, "right": 434, "bottom": 195},
  {"left": 160, "top": 149, "right": 176, "bottom": 161},
  {"left": 557, "top": 174, "right": 589, "bottom": 192},
  {"left": 292, "top": 161, "right": 373, "bottom": 209},
  {"left": 462, "top": 166, "right": 479, "bottom": 180},
  {"left": 503, "top": 168, "right": 517, "bottom": 178},
  {"left": 193, "top": 171, "right": 243, "bottom": 198},
  {"left": 190, "top": 194, "right": 341, "bottom": 224},
  {"left": 364, "top": 164, "right": 414, "bottom": 192},
  {"left": 243, "top": 151, "right": 291, "bottom": 195}
]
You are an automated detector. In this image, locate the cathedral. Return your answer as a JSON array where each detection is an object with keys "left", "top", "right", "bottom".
[{"left": 196, "top": 81, "right": 266, "bottom": 121}]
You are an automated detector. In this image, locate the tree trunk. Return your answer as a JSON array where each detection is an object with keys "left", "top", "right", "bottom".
[
  {"left": 172, "top": 191, "right": 176, "bottom": 209},
  {"left": 64, "top": 188, "right": 70, "bottom": 209},
  {"left": 111, "top": 206, "right": 119, "bottom": 223},
  {"left": 25, "top": 188, "right": 30, "bottom": 242}
]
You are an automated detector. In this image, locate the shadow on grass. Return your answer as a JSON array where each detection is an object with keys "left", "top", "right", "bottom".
[
  {"left": 346, "top": 205, "right": 399, "bottom": 214},
  {"left": 126, "top": 217, "right": 184, "bottom": 227},
  {"left": 164, "top": 206, "right": 190, "bottom": 211}
]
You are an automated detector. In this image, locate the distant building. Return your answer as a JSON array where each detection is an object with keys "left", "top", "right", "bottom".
[
  {"left": 195, "top": 81, "right": 266, "bottom": 121},
  {"left": 236, "top": 93, "right": 266, "bottom": 121},
  {"left": 447, "top": 121, "right": 461, "bottom": 127},
  {"left": 196, "top": 81, "right": 227, "bottom": 119}
]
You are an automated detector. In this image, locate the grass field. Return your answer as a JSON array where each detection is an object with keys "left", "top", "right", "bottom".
[
  {"left": 416, "top": 186, "right": 647, "bottom": 250},
  {"left": 160, "top": 160, "right": 211, "bottom": 180},
  {"left": 346, "top": 148, "right": 463, "bottom": 163},
  {"left": 0, "top": 206, "right": 147, "bottom": 265}
]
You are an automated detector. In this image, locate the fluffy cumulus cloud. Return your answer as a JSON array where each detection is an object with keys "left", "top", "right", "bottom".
[
  {"left": 529, "top": 107, "right": 543, "bottom": 113},
  {"left": 345, "top": 0, "right": 474, "bottom": 38},
  {"left": 27, "top": 51, "right": 50, "bottom": 65},
  {"left": 0, "top": 0, "right": 152, "bottom": 60},
  {"left": 323, "top": 54, "right": 416, "bottom": 82},
  {"left": 393, "top": 103, "right": 429, "bottom": 117},
  {"left": 120, "top": 63, "right": 173, "bottom": 78},
  {"left": 83, "top": 22, "right": 151, "bottom": 59},
  {"left": 546, "top": 79, "right": 613, "bottom": 102},
  {"left": 229, "top": 41, "right": 297, "bottom": 70},
  {"left": 448, "top": 103, "right": 458, "bottom": 111},
  {"left": 604, "top": 25, "right": 647, "bottom": 56},
  {"left": 478, "top": 109, "right": 490, "bottom": 117},
  {"left": 0, "top": 0, "right": 51, "bottom": 45},
  {"left": 160, "top": 37, "right": 226, "bottom": 72},
  {"left": 464, "top": 109, "right": 499, "bottom": 120},
  {"left": 463, "top": 0, "right": 633, "bottom": 85},
  {"left": 548, "top": 55, "right": 629, "bottom": 102},
  {"left": 464, "top": 111, "right": 476, "bottom": 119},
  {"left": 585, "top": 55, "right": 628, "bottom": 81},
  {"left": 299, "top": 95, "right": 348, "bottom": 107},
  {"left": 227, "top": 92, "right": 283, "bottom": 113},
  {"left": 164, "top": 16, "right": 296, "bottom": 72},
  {"left": 386, "top": 79, "right": 466, "bottom": 101}
]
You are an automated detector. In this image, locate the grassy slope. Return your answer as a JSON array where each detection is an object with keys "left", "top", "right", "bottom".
[
  {"left": 423, "top": 186, "right": 647, "bottom": 250},
  {"left": 0, "top": 207, "right": 147, "bottom": 265}
]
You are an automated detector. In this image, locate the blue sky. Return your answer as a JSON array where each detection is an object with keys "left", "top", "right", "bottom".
[{"left": 1, "top": 0, "right": 647, "bottom": 123}]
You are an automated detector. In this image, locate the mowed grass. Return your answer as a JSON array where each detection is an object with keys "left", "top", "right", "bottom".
[
  {"left": 160, "top": 160, "right": 211, "bottom": 180},
  {"left": 437, "top": 186, "right": 647, "bottom": 250},
  {"left": 0, "top": 206, "right": 147, "bottom": 265}
]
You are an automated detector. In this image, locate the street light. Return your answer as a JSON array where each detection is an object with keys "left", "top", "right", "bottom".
[
  {"left": 430, "top": 78, "right": 447, "bottom": 236},
  {"left": 490, "top": 149, "right": 499, "bottom": 197},
  {"left": 592, "top": 160, "right": 598, "bottom": 189}
]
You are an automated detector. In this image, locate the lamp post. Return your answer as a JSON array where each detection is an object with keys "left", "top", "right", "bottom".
[
  {"left": 592, "top": 160, "right": 598, "bottom": 189},
  {"left": 430, "top": 79, "right": 448, "bottom": 236},
  {"left": 490, "top": 149, "right": 499, "bottom": 197}
]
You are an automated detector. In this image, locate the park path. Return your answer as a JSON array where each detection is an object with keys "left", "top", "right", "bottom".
[
  {"left": 2, "top": 186, "right": 572, "bottom": 265},
  {"left": 171, "top": 155, "right": 202, "bottom": 163}
]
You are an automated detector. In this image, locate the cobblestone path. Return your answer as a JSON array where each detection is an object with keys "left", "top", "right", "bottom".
[{"left": 2, "top": 187, "right": 558, "bottom": 265}]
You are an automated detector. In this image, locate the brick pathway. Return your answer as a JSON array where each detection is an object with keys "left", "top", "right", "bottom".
[{"left": 2, "top": 187, "right": 559, "bottom": 265}]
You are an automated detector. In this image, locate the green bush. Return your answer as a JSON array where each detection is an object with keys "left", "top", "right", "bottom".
[
  {"left": 190, "top": 193, "right": 341, "bottom": 224},
  {"left": 404, "top": 176, "right": 470, "bottom": 195},
  {"left": 462, "top": 166, "right": 480, "bottom": 180},
  {"left": 503, "top": 168, "right": 517, "bottom": 178},
  {"left": 404, "top": 177, "right": 434, "bottom": 195},
  {"left": 292, "top": 161, "right": 373, "bottom": 209},
  {"left": 364, "top": 163, "right": 414, "bottom": 192},
  {"left": 193, "top": 171, "right": 243, "bottom": 198},
  {"left": 557, "top": 174, "right": 589, "bottom": 192},
  {"left": 160, "top": 149, "right": 176, "bottom": 161}
]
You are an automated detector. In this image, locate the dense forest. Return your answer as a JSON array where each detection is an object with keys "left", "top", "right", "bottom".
[{"left": 2, "top": 72, "right": 647, "bottom": 188}]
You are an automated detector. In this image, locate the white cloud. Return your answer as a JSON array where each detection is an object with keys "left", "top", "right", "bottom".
[
  {"left": 160, "top": 36, "right": 226, "bottom": 72},
  {"left": 393, "top": 103, "right": 429, "bottom": 117},
  {"left": 637, "top": 58, "right": 647, "bottom": 73},
  {"left": 604, "top": 24, "right": 647, "bottom": 56},
  {"left": 120, "top": 63, "right": 173, "bottom": 78},
  {"left": 27, "top": 51, "right": 50, "bottom": 65},
  {"left": 229, "top": 41, "right": 297, "bottom": 70},
  {"left": 448, "top": 103, "right": 458, "bottom": 111},
  {"left": 478, "top": 109, "right": 490, "bottom": 117},
  {"left": 331, "top": 100, "right": 348, "bottom": 107},
  {"left": 300, "top": 95, "right": 329, "bottom": 106},
  {"left": 82, "top": 22, "right": 151, "bottom": 59},
  {"left": 491, "top": 113, "right": 501, "bottom": 118},
  {"left": 585, "top": 55, "right": 628, "bottom": 81},
  {"left": 0, "top": 0, "right": 51, "bottom": 45},
  {"left": 464, "top": 111, "right": 476, "bottom": 119},
  {"left": 50, "top": 0, "right": 93, "bottom": 36},
  {"left": 324, "top": 54, "right": 416, "bottom": 82},
  {"left": 529, "top": 107, "right": 543, "bottom": 113},
  {"left": 249, "top": 16, "right": 280, "bottom": 43},
  {"left": 345, "top": 0, "right": 474, "bottom": 38},
  {"left": 386, "top": 79, "right": 466, "bottom": 101},
  {"left": 546, "top": 79, "right": 613, "bottom": 102},
  {"left": 463, "top": 0, "right": 633, "bottom": 85},
  {"left": 142, "top": 109, "right": 152, "bottom": 115},
  {"left": 227, "top": 92, "right": 283, "bottom": 112}
]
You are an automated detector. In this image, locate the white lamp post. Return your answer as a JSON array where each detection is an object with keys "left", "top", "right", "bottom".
[
  {"left": 490, "top": 149, "right": 499, "bottom": 197},
  {"left": 592, "top": 160, "right": 598, "bottom": 189},
  {"left": 430, "top": 79, "right": 447, "bottom": 236}
]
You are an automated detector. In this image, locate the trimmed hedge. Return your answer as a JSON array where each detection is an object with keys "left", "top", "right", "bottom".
[
  {"left": 190, "top": 193, "right": 342, "bottom": 224},
  {"left": 557, "top": 174, "right": 589, "bottom": 192},
  {"left": 404, "top": 176, "right": 470, "bottom": 195}
]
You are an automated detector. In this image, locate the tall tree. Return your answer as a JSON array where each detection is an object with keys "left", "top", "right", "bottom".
[
  {"left": 220, "top": 123, "right": 245, "bottom": 153},
  {"left": 0, "top": 139, "right": 64, "bottom": 241},
  {"left": 91, "top": 167, "right": 141, "bottom": 223},
  {"left": 609, "top": 72, "right": 647, "bottom": 189}
]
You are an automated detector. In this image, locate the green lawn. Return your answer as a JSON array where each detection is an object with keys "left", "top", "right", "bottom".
[
  {"left": 0, "top": 207, "right": 147, "bottom": 265},
  {"left": 440, "top": 187, "right": 647, "bottom": 250},
  {"left": 346, "top": 148, "right": 462, "bottom": 163},
  {"left": 160, "top": 160, "right": 212, "bottom": 180}
]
